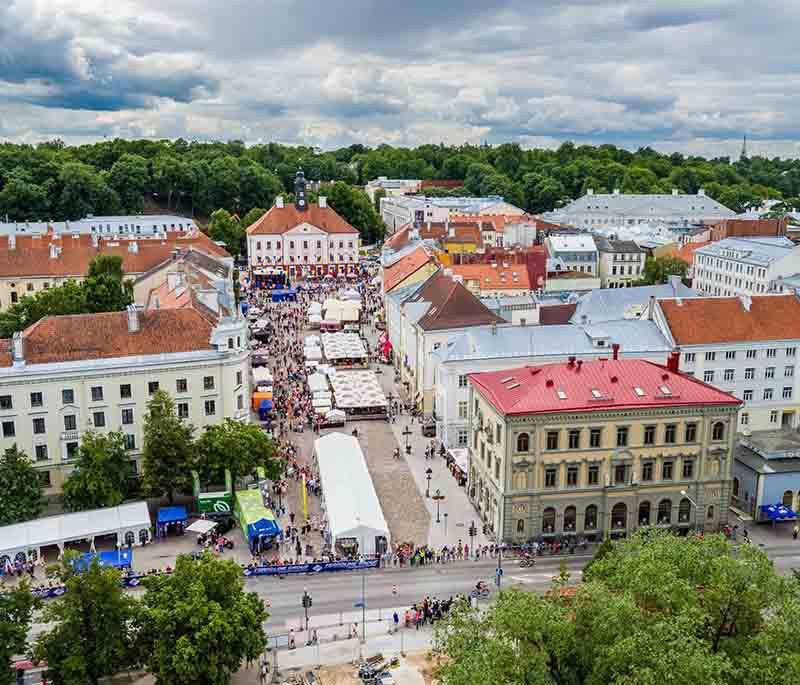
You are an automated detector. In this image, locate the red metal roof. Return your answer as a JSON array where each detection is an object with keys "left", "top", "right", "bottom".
[{"left": 469, "top": 358, "right": 741, "bottom": 416}]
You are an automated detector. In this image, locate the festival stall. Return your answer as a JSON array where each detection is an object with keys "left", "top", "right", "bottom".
[
  {"left": 156, "top": 506, "right": 188, "bottom": 538},
  {"left": 73, "top": 549, "right": 133, "bottom": 572},
  {"left": 328, "top": 370, "right": 388, "bottom": 419},
  {"left": 252, "top": 367, "right": 274, "bottom": 391},
  {"left": 321, "top": 332, "right": 368, "bottom": 368},
  {"left": 235, "top": 490, "right": 280, "bottom": 553},
  {"left": 313, "top": 433, "right": 390, "bottom": 556}
]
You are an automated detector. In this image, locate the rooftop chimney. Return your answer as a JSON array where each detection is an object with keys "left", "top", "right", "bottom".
[
  {"left": 319, "top": 196, "right": 327, "bottom": 208},
  {"left": 568, "top": 356, "right": 576, "bottom": 367},
  {"left": 667, "top": 351, "right": 680, "bottom": 374},
  {"left": 740, "top": 294, "right": 752, "bottom": 312},
  {"left": 668, "top": 274, "right": 682, "bottom": 294},
  {"left": 49, "top": 243, "right": 59, "bottom": 259},
  {"left": 91, "top": 233, "right": 99, "bottom": 248},
  {"left": 275, "top": 196, "right": 284, "bottom": 209},
  {"left": 11, "top": 332, "right": 24, "bottom": 365},
  {"left": 126, "top": 304, "right": 140, "bottom": 333},
  {"left": 612, "top": 343, "right": 620, "bottom": 360}
]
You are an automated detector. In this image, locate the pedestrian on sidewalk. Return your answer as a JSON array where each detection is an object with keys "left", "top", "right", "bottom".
[
  {"left": 393, "top": 611, "right": 399, "bottom": 633},
  {"left": 793, "top": 524, "right": 799, "bottom": 540}
]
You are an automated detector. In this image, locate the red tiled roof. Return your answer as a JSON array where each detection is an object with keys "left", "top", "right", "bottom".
[
  {"left": 539, "top": 303, "right": 577, "bottom": 325},
  {"left": 413, "top": 271, "right": 504, "bottom": 331},
  {"left": 670, "top": 241, "right": 711, "bottom": 265},
  {"left": 384, "top": 225, "right": 412, "bottom": 250},
  {"left": 246, "top": 202, "right": 358, "bottom": 236},
  {"left": 451, "top": 263, "right": 532, "bottom": 290},
  {"left": 469, "top": 359, "right": 741, "bottom": 416},
  {"left": 0, "top": 309, "right": 216, "bottom": 367},
  {"left": 659, "top": 295, "right": 800, "bottom": 345},
  {"left": 0, "top": 231, "right": 228, "bottom": 279},
  {"left": 384, "top": 246, "right": 433, "bottom": 292}
]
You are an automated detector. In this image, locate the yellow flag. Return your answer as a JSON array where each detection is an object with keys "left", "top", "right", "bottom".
[{"left": 302, "top": 473, "right": 308, "bottom": 520}]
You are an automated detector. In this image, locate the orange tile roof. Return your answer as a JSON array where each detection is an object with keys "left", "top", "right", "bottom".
[
  {"left": 451, "top": 263, "right": 532, "bottom": 291},
  {"left": 0, "top": 231, "right": 228, "bottom": 279},
  {"left": 246, "top": 202, "right": 358, "bottom": 236},
  {"left": 658, "top": 294, "right": 800, "bottom": 345},
  {"left": 384, "top": 246, "right": 433, "bottom": 292},
  {"left": 677, "top": 241, "right": 711, "bottom": 264},
  {"left": 384, "top": 225, "right": 412, "bottom": 250},
  {"left": 0, "top": 309, "right": 215, "bottom": 367}
]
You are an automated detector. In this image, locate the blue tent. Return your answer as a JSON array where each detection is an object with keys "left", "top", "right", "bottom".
[
  {"left": 760, "top": 503, "right": 797, "bottom": 520},
  {"left": 73, "top": 549, "right": 133, "bottom": 572},
  {"left": 271, "top": 288, "right": 297, "bottom": 303},
  {"left": 258, "top": 399, "right": 273, "bottom": 421},
  {"left": 157, "top": 506, "right": 188, "bottom": 526},
  {"left": 240, "top": 301, "right": 250, "bottom": 315}
]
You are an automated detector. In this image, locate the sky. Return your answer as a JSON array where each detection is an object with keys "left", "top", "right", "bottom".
[{"left": 2, "top": 0, "right": 800, "bottom": 157}]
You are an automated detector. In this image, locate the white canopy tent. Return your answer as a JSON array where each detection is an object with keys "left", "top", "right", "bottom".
[
  {"left": 0, "top": 502, "right": 152, "bottom": 561},
  {"left": 321, "top": 333, "right": 368, "bottom": 362},
  {"left": 314, "top": 433, "right": 390, "bottom": 556},
  {"left": 252, "top": 367, "right": 273, "bottom": 386},
  {"left": 328, "top": 370, "right": 388, "bottom": 409},
  {"left": 304, "top": 346, "right": 323, "bottom": 361},
  {"left": 307, "top": 373, "right": 329, "bottom": 393},
  {"left": 308, "top": 302, "right": 323, "bottom": 315}
]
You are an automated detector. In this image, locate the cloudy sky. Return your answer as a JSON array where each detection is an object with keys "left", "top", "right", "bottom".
[{"left": 2, "top": 0, "right": 800, "bottom": 156}]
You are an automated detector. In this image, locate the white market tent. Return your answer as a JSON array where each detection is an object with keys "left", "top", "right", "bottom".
[
  {"left": 252, "top": 367, "right": 274, "bottom": 386},
  {"left": 321, "top": 332, "right": 367, "bottom": 362},
  {"left": 314, "top": 433, "right": 390, "bottom": 555},
  {"left": 0, "top": 502, "right": 152, "bottom": 561},
  {"left": 308, "top": 302, "right": 323, "bottom": 315},
  {"left": 328, "top": 370, "right": 388, "bottom": 409},
  {"left": 308, "top": 313, "right": 322, "bottom": 326},
  {"left": 307, "top": 372, "right": 329, "bottom": 393},
  {"left": 342, "top": 288, "right": 361, "bottom": 301},
  {"left": 304, "top": 346, "right": 323, "bottom": 361},
  {"left": 340, "top": 301, "right": 361, "bottom": 323},
  {"left": 305, "top": 335, "right": 321, "bottom": 346}
]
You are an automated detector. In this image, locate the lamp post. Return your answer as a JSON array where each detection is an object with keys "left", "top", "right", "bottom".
[
  {"left": 680, "top": 489, "right": 699, "bottom": 528},
  {"left": 402, "top": 426, "right": 412, "bottom": 455},
  {"left": 301, "top": 589, "right": 312, "bottom": 632},
  {"left": 432, "top": 489, "right": 445, "bottom": 524},
  {"left": 425, "top": 467, "right": 433, "bottom": 498}
]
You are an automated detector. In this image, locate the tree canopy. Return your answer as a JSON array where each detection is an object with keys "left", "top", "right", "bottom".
[
  {"left": 0, "top": 445, "right": 44, "bottom": 525},
  {"left": 639, "top": 255, "right": 689, "bottom": 285},
  {"left": 433, "top": 530, "right": 800, "bottom": 685},
  {"left": 0, "top": 582, "right": 40, "bottom": 685},
  {"left": 196, "top": 418, "right": 281, "bottom": 487},
  {"left": 61, "top": 431, "right": 132, "bottom": 512}
]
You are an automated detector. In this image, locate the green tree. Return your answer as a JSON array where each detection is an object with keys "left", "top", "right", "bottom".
[
  {"left": 0, "top": 177, "right": 50, "bottom": 221},
  {"left": 109, "top": 153, "right": 150, "bottom": 213},
  {"left": 522, "top": 173, "right": 566, "bottom": 213},
  {"left": 0, "top": 279, "right": 86, "bottom": 337},
  {"left": 208, "top": 208, "right": 243, "bottom": 256},
  {"left": 372, "top": 186, "right": 387, "bottom": 212},
  {"left": 137, "top": 552, "right": 267, "bottom": 685},
  {"left": 35, "top": 557, "right": 139, "bottom": 685},
  {"left": 141, "top": 390, "right": 195, "bottom": 503},
  {"left": 240, "top": 206, "right": 267, "bottom": 230},
  {"left": 83, "top": 255, "right": 134, "bottom": 312},
  {"left": 0, "top": 445, "right": 44, "bottom": 525},
  {"left": 640, "top": 255, "right": 688, "bottom": 285},
  {"left": 197, "top": 418, "right": 280, "bottom": 487},
  {"left": 61, "top": 431, "right": 132, "bottom": 512},
  {"left": 0, "top": 583, "right": 41, "bottom": 685},
  {"left": 323, "top": 181, "right": 384, "bottom": 244}
]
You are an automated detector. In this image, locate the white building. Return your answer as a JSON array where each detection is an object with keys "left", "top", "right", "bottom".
[
  {"left": 379, "top": 195, "right": 525, "bottom": 235},
  {"left": 364, "top": 178, "right": 422, "bottom": 202},
  {"left": 692, "top": 237, "right": 800, "bottom": 297},
  {"left": 433, "top": 320, "right": 671, "bottom": 448},
  {"left": 548, "top": 188, "right": 735, "bottom": 228},
  {"left": 655, "top": 294, "right": 800, "bottom": 433},
  {"left": 545, "top": 234, "right": 598, "bottom": 274},
  {"left": 246, "top": 170, "right": 360, "bottom": 278},
  {"left": 595, "top": 238, "right": 646, "bottom": 288},
  {"left": 0, "top": 303, "right": 250, "bottom": 495},
  {"left": 0, "top": 215, "right": 198, "bottom": 238}
]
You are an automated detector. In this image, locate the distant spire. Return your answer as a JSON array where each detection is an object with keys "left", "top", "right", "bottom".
[{"left": 740, "top": 134, "right": 748, "bottom": 161}]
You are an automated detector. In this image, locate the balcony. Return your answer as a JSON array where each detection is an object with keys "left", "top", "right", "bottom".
[{"left": 60, "top": 430, "right": 80, "bottom": 441}]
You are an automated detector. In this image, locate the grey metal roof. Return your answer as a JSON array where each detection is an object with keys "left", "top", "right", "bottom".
[
  {"left": 557, "top": 192, "right": 735, "bottom": 217},
  {"left": 570, "top": 281, "right": 697, "bottom": 325},
  {"left": 694, "top": 237, "right": 796, "bottom": 266},
  {"left": 734, "top": 444, "right": 800, "bottom": 475},
  {"left": 440, "top": 319, "right": 670, "bottom": 363},
  {"left": 596, "top": 238, "right": 644, "bottom": 254}
]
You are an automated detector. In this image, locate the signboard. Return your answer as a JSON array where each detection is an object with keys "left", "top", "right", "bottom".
[
  {"left": 198, "top": 493, "right": 232, "bottom": 514},
  {"left": 243, "top": 558, "right": 380, "bottom": 577}
]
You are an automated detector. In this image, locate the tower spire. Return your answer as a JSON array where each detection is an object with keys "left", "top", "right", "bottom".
[{"left": 740, "top": 134, "right": 748, "bottom": 161}]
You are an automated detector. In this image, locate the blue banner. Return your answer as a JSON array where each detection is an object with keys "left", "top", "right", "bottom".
[{"left": 243, "top": 558, "right": 379, "bottom": 577}]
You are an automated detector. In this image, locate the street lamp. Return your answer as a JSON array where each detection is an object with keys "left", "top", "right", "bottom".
[
  {"left": 432, "top": 489, "right": 445, "bottom": 524},
  {"left": 680, "top": 490, "right": 698, "bottom": 507},
  {"left": 402, "top": 426, "right": 412, "bottom": 455},
  {"left": 425, "top": 467, "right": 433, "bottom": 498},
  {"left": 301, "top": 589, "right": 312, "bottom": 632}
]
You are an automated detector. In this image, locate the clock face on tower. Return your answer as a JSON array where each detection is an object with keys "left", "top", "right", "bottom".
[{"left": 299, "top": 198, "right": 306, "bottom": 207}]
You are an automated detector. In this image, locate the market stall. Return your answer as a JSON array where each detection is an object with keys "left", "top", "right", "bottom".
[
  {"left": 446, "top": 448, "right": 469, "bottom": 487},
  {"left": 321, "top": 332, "right": 368, "bottom": 368},
  {"left": 313, "top": 433, "right": 390, "bottom": 556},
  {"left": 328, "top": 370, "right": 388, "bottom": 419},
  {"left": 235, "top": 490, "right": 280, "bottom": 553},
  {"left": 156, "top": 506, "right": 188, "bottom": 538},
  {"left": 73, "top": 549, "right": 133, "bottom": 572}
]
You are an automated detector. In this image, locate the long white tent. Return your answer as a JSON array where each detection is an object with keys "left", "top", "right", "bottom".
[
  {"left": 0, "top": 501, "right": 152, "bottom": 561},
  {"left": 328, "top": 370, "right": 387, "bottom": 409},
  {"left": 321, "top": 332, "right": 367, "bottom": 362},
  {"left": 314, "top": 433, "right": 390, "bottom": 556}
]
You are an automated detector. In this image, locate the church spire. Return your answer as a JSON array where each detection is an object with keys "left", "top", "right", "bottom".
[{"left": 294, "top": 168, "right": 307, "bottom": 211}]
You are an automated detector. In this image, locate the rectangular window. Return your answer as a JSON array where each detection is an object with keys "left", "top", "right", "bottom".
[
  {"left": 35, "top": 444, "right": 48, "bottom": 462},
  {"left": 567, "top": 466, "right": 578, "bottom": 487},
  {"left": 746, "top": 349, "right": 757, "bottom": 359},
  {"left": 765, "top": 367, "right": 775, "bottom": 379},
  {"left": 62, "top": 388, "right": 74, "bottom": 405},
  {"left": 785, "top": 366, "right": 794, "bottom": 377},
  {"left": 544, "top": 468, "right": 557, "bottom": 488},
  {"left": 725, "top": 350, "right": 736, "bottom": 360},
  {"left": 724, "top": 368, "right": 734, "bottom": 381},
  {"left": 123, "top": 434, "right": 136, "bottom": 450},
  {"left": 1, "top": 420, "right": 14, "bottom": 438},
  {"left": 767, "top": 348, "right": 777, "bottom": 358},
  {"left": 643, "top": 425, "right": 655, "bottom": 445},
  {"left": 546, "top": 431, "right": 559, "bottom": 450},
  {"left": 178, "top": 402, "right": 189, "bottom": 419},
  {"left": 662, "top": 461, "right": 674, "bottom": 480},
  {"left": 616, "top": 426, "right": 628, "bottom": 447},
  {"left": 770, "top": 410, "right": 779, "bottom": 424},
  {"left": 236, "top": 370, "right": 243, "bottom": 386},
  {"left": 743, "top": 389, "right": 753, "bottom": 401},
  {"left": 237, "top": 394, "right": 244, "bottom": 410},
  {"left": 764, "top": 388, "right": 774, "bottom": 400},
  {"left": 458, "top": 375, "right": 468, "bottom": 388},
  {"left": 93, "top": 411, "right": 105, "bottom": 428},
  {"left": 148, "top": 381, "right": 159, "bottom": 395},
  {"left": 30, "top": 392, "right": 43, "bottom": 408},
  {"left": 744, "top": 368, "right": 755, "bottom": 380},
  {"left": 176, "top": 379, "right": 188, "bottom": 393},
  {"left": 32, "top": 417, "right": 45, "bottom": 434},
  {"left": 588, "top": 465, "right": 599, "bottom": 485},
  {"left": 684, "top": 352, "right": 695, "bottom": 363},
  {"left": 203, "top": 376, "right": 215, "bottom": 391},
  {"left": 685, "top": 423, "right": 697, "bottom": 443},
  {"left": 63, "top": 415, "right": 76, "bottom": 431},
  {"left": 783, "top": 386, "right": 793, "bottom": 400},
  {"left": 787, "top": 347, "right": 797, "bottom": 357},
  {"left": 457, "top": 429, "right": 468, "bottom": 447},
  {"left": 705, "top": 351, "right": 715, "bottom": 361},
  {"left": 568, "top": 430, "right": 580, "bottom": 449},
  {"left": 614, "top": 464, "right": 627, "bottom": 485},
  {"left": 204, "top": 400, "right": 216, "bottom": 416},
  {"left": 641, "top": 462, "right": 653, "bottom": 481},
  {"left": 682, "top": 460, "right": 694, "bottom": 479},
  {"left": 589, "top": 428, "right": 602, "bottom": 448},
  {"left": 121, "top": 408, "right": 134, "bottom": 425},
  {"left": 664, "top": 424, "right": 677, "bottom": 444},
  {"left": 0, "top": 395, "right": 12, "bottom": 410},
  {"left": 458, "top": 401, "right": 468, "bottom": 419},
  {"left": 90, "top": 386, "right": 103, "bottom": 402},
  {"left": 119, "top": 384, "right": 132, "bottom": 399},
  {"left": 66, "top": 442, "right": 78, "bottom": 460},
  {"left": 703, "top": 370, "right": 715, "bottom": 383}
]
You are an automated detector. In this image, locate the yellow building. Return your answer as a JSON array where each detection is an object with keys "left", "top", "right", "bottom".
[{"left": 467, "top": 354, "right": 741, "bottom": 542}]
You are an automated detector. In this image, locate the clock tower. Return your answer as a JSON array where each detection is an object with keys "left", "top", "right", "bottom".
[{"left": 294, "top": 168, "right": 308, "bottom": 211}]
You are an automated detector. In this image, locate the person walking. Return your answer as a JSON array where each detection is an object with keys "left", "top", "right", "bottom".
[{"left": 793, "top": 524, "right": 799, "bottom": 540}]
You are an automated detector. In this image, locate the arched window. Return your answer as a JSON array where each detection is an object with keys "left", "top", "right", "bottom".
[
  {"left": 584, "top": 505, "right": 598, "bottom": 530},
  {"left": 638, "top": 501, "right": 651, "bottom": 525},
  {"left": 732, "top": 477, "right": 740, "bottom": 497},
  {"left": 139, "top": 528, "right": 150, "bottom": 544},
  {"left": 678, "top": 498, "right": 692, "bottom": 523},
  {"left": 124, "top": 531, "right": 135, "bottom": 546},
  {"left": 783, "top": 490, "right": 794, "bottom": 507},
  {"left": 712, "top": 421, "right": 725, "bottom": 441},
  {"left": 658, "top": 499, "right": 672, "bottom": 524},
  {"left": 611, "top": 503, "right": 627, "bottom": 529},
  {"left": 707, "top": 505, "right": 714, "bottom": 521},
  {"left": 564, "top": 506, "right": 576, "bottom": 532},
  {"left": 516, "top": 432, "right": 530, "bottom": 453},
  {"left": 516, "top": 518, "right": 525, "bottom": 534},
  {"left": 542, "top": 507, "right": 556, "bottom": 533}
]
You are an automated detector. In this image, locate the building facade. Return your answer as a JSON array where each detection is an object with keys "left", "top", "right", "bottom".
[
  {"left": 596, "top": 238, "right": 646, "bottom": 288},
  {"left": 379, "top": 195, "right": 525, "bottom": 235},
  {"left": 545, "top": 234, "right": 598, "bottom": 275},
  {"left": 0, "top": 215, "right": 198, "bottom": 238},
  {"left": 467, "top": 357, "right": 740, "bottom": 542}
]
